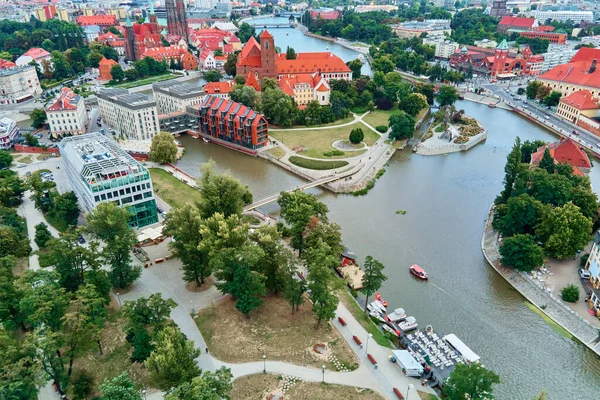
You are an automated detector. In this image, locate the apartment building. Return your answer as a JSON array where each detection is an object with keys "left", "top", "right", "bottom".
[
  {"left": 0, "top": 66, "right": 42, "bottom": 104},
  {"left": 97, "top": 88, "right": 159, "bottom": 141},
  {"left": 152, "top": 81, "right": 206, "bottom": 114},
  {"left": 59, "top": 133, "right": 159, "bottom": 228},
  {"left": 46, "top": 88, "right": 89, "bottom": 138},
  {"left": 0, "top": 117, "right": 19, "bottom": 150}
]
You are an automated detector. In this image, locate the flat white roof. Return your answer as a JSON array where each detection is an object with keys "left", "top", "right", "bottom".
[
  {"left": 392, "top": 350, "right": 423, "bottom": 372},
  {"left": 443, "top": 334, "right": 480, "bottom": 363}
]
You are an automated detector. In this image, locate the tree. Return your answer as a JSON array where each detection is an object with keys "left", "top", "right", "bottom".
[
  {"left": 122, "top": 293, "right": 177, "bottom": 335},
  {"left": 261, "top": 87, "right": 297, "bottom": 126},
  {"left": 349, "top": 128, "right": 364, "bottom": 144},
  {"left": 165, "top": 367, "right": 233, "bottom": 400},
  {"left": 85, "top": 202, "right": 140, "bottom": 288},
  {"left": 204, "top": 70, "right": 222, "bottom": 82},
  {"left": 30, "top": 108, "right": 47, "bottom": 128},
  {"left": 539, "top": 148, "right": 555, "bottom": 174},
  {"left": 250, "top": 225, "right": 291, "bottom": 294},
  {"left": 543, "top": 91, "right": 561, "bottom": 107},
  {"left": 526, "top": 81, "right": 542, "bottom": 99},
  {"left": 229, "top": 265, "right": 266, "bottom": 317},
  {"left": 224, "top": 53, "right": 238, "bottom": 76},
  {"left": 98, "top": 372, "right": 142, "bottom": 400},
  {"left": 399, "top": 93, "right": 428, "bottom": 116},
  {"left": 520, "top": 140, "right": 546, "bottom": 163},
  {"left": 388, "top": 111, "right": 416, "bottom": 141},
  {"left": 229, "top": 85, "right": 259, "bottom": 109},
  {"left": 0, "top": 226, "right": 30, "bottom": 258},
  {"left": 0, "top": 329, "right": 40, "bottom": 399},
  {"left": 499, "top": 234, "right": 544, "bottom": 272},
  {"left": 536, "top": 84, "right": 551, "bottom": 100},
  {"left": 493, "top": 194, "right": 545, "bottom": 237},
  {"left": 306, "top": 241, "right": 339, "bottom": 328},
  {"left": 51, "top": 191, "right": 80, "bottom": 227},
  {"left": 537, "top": 202, "right": 592, "bottom": 259},
  {"left": 496, "top": 137, "right": 522, "bottom": 204},
  {"left": 444, "top": 363, "right": 501, "bottom": 400},
  {"left": 360, "top": 256, "right": 387, "bottom": 315},
  {"left": 0, "top": 256, "right": 22, "bottom": 329},
  {"left": 87, "top": 51, "right": 104, "bottom": 68},
  {"left": 145, "top": 326, "right": 202, "bottom": 391},
  {"left": 347, "top": 59, "right": 363, "bottom": 80},
  {"left": 283, "top": 261, "right": 306, "bottom": 313},
  {"left": 110, "top": 64, "right": 124, "bottom": 82},
  {"left": 17, "top": 270, "right": 69, "bottom": 331},
  {"left": 34, "top": 329, "right": 69, "bottom": 396},
  {"left": 34, "top": 222, "right": 52, "bottom": 248},
  {"left": 517, "top": 87, "right": 526, "bottom": 96},
  {"left": 24, "top": 133, "right": 39, "bottom": 147},
  {"left": 278, "top": 190, "right": 329, "bottom": 256},
  {"left": 197, "top": 161, "right": 252, "bottom": 219},
  {"left": 0, "top": 150, "right": 13, "bottom": 168},
  {"left": 148, "top": 131, "right": 178, "bottom": 164},
  {"left": 237, "top": 22, "right": 257, "bottom": 43},
  {"left": 125, "top": 68, "right": 139, "bottom": 82},
  {"left": 560, "top": 284, "right": 579, "bottom": 302},
  {"left": 436, "top": 86, "right": 459, "bottom": 107},
  {"left": 71, "top": 370, "right": 95, "bottom": 400},
  {"left": 163, "top": 204, "right": 209, "bottom": 286},
  {"left": 285, "top": 46, "right": 297, "bottom": 60},
  {"left": 372, "top": 55, "right": 394, "bottom": 74},
  {"left": 50, "top": 51, "right": 72, "bottom": 80}
]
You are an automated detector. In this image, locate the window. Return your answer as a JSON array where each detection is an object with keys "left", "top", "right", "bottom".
[
  {"left": 119, "top": 189, "right": 124, "bottom": 196},
  {"left": 94, "top": 195, "right": 100, "bottom": 202}
]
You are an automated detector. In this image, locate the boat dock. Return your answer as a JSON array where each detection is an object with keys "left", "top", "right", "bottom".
[{"left": 336, "top": 247, "right": 364, "bottom": 290}]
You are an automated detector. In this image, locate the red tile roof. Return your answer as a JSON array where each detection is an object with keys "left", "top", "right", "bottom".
[
  {"left": 46, "top": 88, "right": 81, "bottom": 112},
  {"left": 203, "top": 80, "right": 235, "bottom": 94},
  {"left": 99, "top": 57, "right": 117, "bottom": 67},
  {"left": 22, "top": 47, "right": 50, "bottom": 60},
  {"left": 530, "top": 138, "right": 591, "bottom": 172},
  {"left": 499, "top": 16, "right": 536, "bottom": 28},
  {"left": 76, "top": 15, "right": 117, "bottom": 27},
  {"left": 560, "top": 90, "right": 599, "bottom": 110},
  {"left": 539, "top": 59, "right": 600, "bottom": 89},
  {"left": 260, "top": 30, "right": 273, "bottom": 39},
  {"left": 569, "top": 47, "right": 600, "bottom": 64},
  {"left": 0, "top": 59, "right": 16, "bottom": 69},
  {"left": 237, "top": 36, "right": 261, "bottom": 67},
  {"left": 275, "top": 52, "right": 351, "bottom": 75},
  {"left": 309, "top": 10, "right": 341, "bottom": 20},
  {"left": 142, "top": 45, "right": 187, "bottom": 59},
  {"left": 245, "top": 73, "right": 261, "bottom": 91}
]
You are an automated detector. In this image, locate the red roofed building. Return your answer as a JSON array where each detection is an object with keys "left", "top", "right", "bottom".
[
  {"left": 97, "top": 32, "right": 126, "bottom": 56},
  {"left": 203, "top": 80, "right": 235, "bottom": 99},
  {"left": 45, "top": 87, "right": 89, "bottom": 138},
  {"left": 530, "top": 138, "right": 591, "bottom": 176},
  {"left": 199, "top": 47, "right": 216, "bottom": 70},
  {"left": 16, "top": 47, "right": 51, "bottom": 66},
  {"left": 124, "top": 15, "right": 162, "bottom": 61},
  {"left": 76, "top": 15, "right": 118, "bottom": 27},
  {"left": 519, "top": 31, "right": 567, "bottom": 44},
  {"left": 277, "top": 72, "right": 331, "bottom": 106},
  {"left": 98, "top": 57, "right": 118, "bottom": 81},
  {"left": 310, "top": 10, "right": 342, "bottom": 20},
  {"left": 538, "top": 48, "right": 600, "bottom": 98},
  {"left": 497, "top": 16, "right": 538, "bottom": 33},
  {"left": 556, "top": 90, "right": 600, "bottom": 137},
  {"left": 142, "top": 46, "right": 198, "bottom": 70},
  {"left": 236, "top": 29, "right": 350, "bottom": 104},
  {"left": 0, "top": 59, "right": 16, "bottom": 70}
]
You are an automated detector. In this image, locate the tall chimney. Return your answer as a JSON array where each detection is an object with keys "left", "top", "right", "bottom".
[{"left": 589, "top": 59, "right": 597, "bottom": 74}]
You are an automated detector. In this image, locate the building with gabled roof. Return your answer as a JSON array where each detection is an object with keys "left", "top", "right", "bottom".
[
  {"left": 277, "top": 72, "right": 331, "bottom": 106},
  {"left": 16, "top": 47, "right": 51, "bottom": 66},
  {"left": 76, "top": 15, "right": 118, "bottom": 27},
  {"left": 98, "top": 57, "right": 118, "bottom": 81},
  {"left": 538, "top": 48, "right": 600, "bottom": 98},
  {"left": 497, "top": 16, "right": 538, "bottom": 33},
  {"left": 124, "top": 13, "right": 162, "bottom": 62},
  {"left": 0, "top": 59, "right": 16, "bottom": 70},
  {"left": 46, "top": 87, "right": 89, "bottom": 138},
  {"left": 530, "top": 138, "right": 591, "bottom": 176},
  {"left": 141, "top": 46, "right": 198, "bottom": 70},
  {"left": 199, "top": 47, "right": 216, "bottom": 70},
  {"left": 203, "top": 80, "right": 235, "bottom": 99}
]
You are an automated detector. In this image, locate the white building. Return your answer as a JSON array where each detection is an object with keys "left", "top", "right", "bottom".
[
  {"left": 474, "top": 39, "right": 498, "bottom": 49},
  {"left": 423, "top": 37, "right": 460, "bottom": 59},
  {"left": 0, "top": 66, "right": 42, "bottom": 104},
  {"left": 198, "top": 47, "right": 216, "bottom": 70},
  {"left": 526, "top": 10, "right": 594, "bottom": 24},
  {"left": 394, "top": 19, "right": 452, "bottom": 39},
  {"left": 211, "top": 21, "right": 238, "bottom": 33},
  {"left": 0, "top": 117, "right": 19, "bottom": 150},
  {"left": 15, "top": 47, "right": 51, "bottom": 67},
  {"left": 152, "top": 81, "right": 205, "bottom": 114},
  {"left": 97, "top": 88, "right": 160, "bottom": 141},
  {"left": 58, "top": 133, "right": 159, "bottom": 228},
  {"left": 579, "top": 36, "right": 600, "bottom": 48},
  {"left": 46, "top": 88, "right": 89, "bottom": 138},
  {"left": 83, "top": 25, "right": 102, "bottom": 44}
]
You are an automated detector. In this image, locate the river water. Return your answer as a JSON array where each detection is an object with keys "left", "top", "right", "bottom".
[{"left": 174, "top": 21, "right": 600, "bottom": 399}]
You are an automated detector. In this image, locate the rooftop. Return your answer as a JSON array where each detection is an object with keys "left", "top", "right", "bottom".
[
  {"left": 98, "top": 88, "right": 156, "bottom": 109},
  {"left": 153, "top": 81, "right": 205, "bottom": 98},
  {"left": 21, "top": 47, "right": 50, "bottom": 59},
  {"left": 499, "top": 16, "right": 537, "bottom": 28},
  {"left": 560, "top": 90, "right": 599, "bottom": 110},
  {"left": 0, "top": 65, "right": 34, "bottom": 77},
  {"left": 46, "top": 88, "right": 81, "bottom": 112}
]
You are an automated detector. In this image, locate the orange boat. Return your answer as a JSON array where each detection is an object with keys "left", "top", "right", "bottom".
[
  {"left": 409, "top": 264, "right": 428, "bottom": 280},
  {"left": 375, "top": 292, "right": 388, "bottom": 307}
]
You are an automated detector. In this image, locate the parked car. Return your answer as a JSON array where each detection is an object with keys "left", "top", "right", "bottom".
[
  {"left": 77, "top": 235, "right": 86, "bottom": 244},
  {"left": 572, "top": 130, "right": 579, "bottom": 135},
  {"left": 17, "top": 163, "right": 26, "bottom": 168},
  {"left": 579, "top": 269, "right": 591, "bottom": 279},
  {"left": 156, "top": 207, "right": 164, "bottom": 214}
]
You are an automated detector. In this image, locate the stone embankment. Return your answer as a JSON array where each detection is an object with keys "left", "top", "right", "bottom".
[
  {"left": 482, "top": 206, "right": 600, "bottom": 356},
  {"left": 462, "top": 92, "right": 512, "bottom": 110}
]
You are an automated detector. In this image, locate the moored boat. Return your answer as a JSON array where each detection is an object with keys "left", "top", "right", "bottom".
[
  {"left": 367, "top": 300, "right": 387, "bottom": 314},
  {"left": 399, "top": 316, "right": 418, "bottom": 332},
  {"left": 386, "top": 308, "right": 407, "bottom": 323},
  {"left": 202, "top": 137, "right": 210, "bottom": 143},
  {"left": 375, "top": 292, "right": 388, "bottom": 307},
  {"left": 409, "top": 264, "right": 428, "bottom": 280},
  {"left": 369, "top": 311, "right": 386, "bottom": 322},
  {"left": 382, "top": 324, "right": 400, "bottom": 337},
  {"left": 488, "top": 102, "right": 497, "bottom": 108}
]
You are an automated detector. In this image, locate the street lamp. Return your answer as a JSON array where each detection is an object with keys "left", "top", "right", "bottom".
[
  {"left": 407, "top": 383, "right": 414, "bottom": 399},
  {"left": 141, "top": 389, "right": 147, "bottom": 400},
  {"left": 263, "top": 354, "right": 266, "bottom": 373},
  {"left": 321, "top": 365, "right": 326, "bottom": 383},
  {"left": 116, "top": 293, "right": 121, "bottom": 306},
  {"left": 365, "top": 333, "right": 373, "bottom": 354}
]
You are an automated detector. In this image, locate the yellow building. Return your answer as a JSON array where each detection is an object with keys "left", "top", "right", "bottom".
[
  {"left": 107, "top": 8, "right": 127, "bottom": 20},
  {"left": 556, "top": 90, "right": 600, "bottom": 124},
  {"left": 33, "top": 8, "right": 47, "bottom": 22},
  {"left": 56, "top": 9, "right": 69, "bottom": 22}
]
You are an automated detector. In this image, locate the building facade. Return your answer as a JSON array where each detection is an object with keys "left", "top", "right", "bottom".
[
  {"left": 584, "top": 241, "right": 600, "bottom": 316},
  {"left": 393, "top": 20, "right": 452, "bottom": 39},
  {"left": 0, "top": 66, "right": 42, "bottom": 104},
  {"left": 527, "top": 10, "right": 594, "bottom": 24},
  {"left": 203, "top": 80, "right": 235, "bottom": 99},
  {"left": 141, "top": 46, "right": 199, "bottom": 70},
  {"left": 556, "top": 90, "right": 600, "bottom": 124},
  {"left": 0, "top": 117, "right": 19, "bottom": 150},
  {"left": 97, "top": 88, "right": 160, "bottom": 141},
  {"left": 124, "top": 14, "right": 162, "bottom": 62},
  {"left": 538, "top": 48, "right": 600, "bottom": 98},
  {"left": 489, "top": 0, "right": 510, "bottom": 17},
  {"left": 46, "top": 88, "right": 89, "bottom": 138},
  {"left": 519, "top": 31, "right": 567, "bottom": 44},
  {"left": 98, "top": 57, "right": 118, "bottom": 81},
  {"left": 166, "top": 0, "right": 189, "bottom": 42},
  {"left": 153, "top": 81, "right": 205, "bottom": 114},
  {"left": 423, "top": 37, "right": 460, "bottom": 59},
  {"left": 59, "top": 133, "right": 159, "bottom": 228}
]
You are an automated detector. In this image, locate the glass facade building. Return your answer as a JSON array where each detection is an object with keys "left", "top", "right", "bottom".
[{"left": 59, "top": 133, "right": 158, "bottom": 228}]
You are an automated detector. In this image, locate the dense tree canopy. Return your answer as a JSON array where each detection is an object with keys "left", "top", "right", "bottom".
[
  {"left": 499, "top": 234, "right": 544, "bottom": 272},
  {"left": 148, "top": 131, "right": 178, "bottom": 164},
  {"left": 444, "top": 363, "right": 501, "bottom": 400}
]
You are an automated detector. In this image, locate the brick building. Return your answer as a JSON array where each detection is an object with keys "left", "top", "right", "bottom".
[
  {"left": 141, "top": 46, "right": 198, "bottom": 70},
  {"left": 519, "top": 31, "right": 567, "bottom": 45},
  {"left": 166, "top": 0, "right": 189, "bottom": 42},
  {"left": 124, "top": 15, "right": 162, "bottom": 62},
  {"left": 538, "top": 48, "right": 600, "bottom": 98},
  {"left": 98, "top": 57, "right": 118, "bottom": 81}
]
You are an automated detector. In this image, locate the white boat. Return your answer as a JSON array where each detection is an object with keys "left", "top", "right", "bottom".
[
  {"left": 382, "top": 324, "right": 400, "bottom": 337},
  {"left": 367, "top": 302, "right": 385, "bottom": 315},
  {"left": 202, "top": 137, "right": 210, "bottom": 143},
  {"left": 399, "top": 316, "right": 418, "bottom": 332},
  {"left": 369, "top": 300, "right": 386, "bottom": 313},
  {"left": 369, "top": 311, "right": 386, "bottom": 322},
  {"left": 386, "top": 308, "right": 406, "bottom": 323}
]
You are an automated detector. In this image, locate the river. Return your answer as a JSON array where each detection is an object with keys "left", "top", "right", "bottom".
[{"left": 174, "top": 21, "right": 600, "bottom": 400}]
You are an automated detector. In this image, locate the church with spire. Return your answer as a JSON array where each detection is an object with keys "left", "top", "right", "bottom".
[
  {"left": 165, "top": 0, "right": 189, "bottom": 43},
  {"left": 124, "top": 1, "right": 162, "bottom": 62}
]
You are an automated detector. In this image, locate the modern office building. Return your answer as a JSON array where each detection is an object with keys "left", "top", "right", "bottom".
[
  {"left": 59, "top": 133, "right": 159, "bottom": 228},
  {"left": 46, "top": 88, "right": 89, "bottom": 138},
  {"left": 526, "top": 10, "right": 594, "bottom": 24},
  {"left": 153, "top": 81, "right": 205, "bottom": 114},
  {"left": 0, "top": 66, "right": 42, "bottom": 104},
  {"left": 0, "top": 117, "right": 19, "bottom": 150},
  {"left": 97, "top": 88, "right": 160, "bottom": 141},
  {"left": 393, "top": 19, "right": 452, "bottom": 39}
]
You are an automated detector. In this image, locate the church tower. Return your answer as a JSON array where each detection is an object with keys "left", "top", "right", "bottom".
[
  {"left": 149, "top": 0, "right": 157, "bottom": 25},
  {"left": 125, "top": 15, "right": 136, "bottom": 62},
  {"left": 491, "top": 39, "right": 509, "bottom": 77},
  {"left": 166, "top": 0, "right": 188, "bottom": 42},
  {"left": 259, "top": 30, "right": 276, "bottom": 79}
]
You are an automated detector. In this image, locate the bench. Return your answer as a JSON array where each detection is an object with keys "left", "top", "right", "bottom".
[
  {"left": 393, "top": 388, "right": 404, "bottom": 399},
  {"left": 353, "top": 335, "right": 362, "bottom": 346},
  {"left": 338, "top": 317, "right": 347, "bottom": 326}
]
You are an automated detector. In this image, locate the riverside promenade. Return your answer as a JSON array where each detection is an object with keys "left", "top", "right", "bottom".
[{"left": 482, "top": 206, "right": 600, "bottom": 356}]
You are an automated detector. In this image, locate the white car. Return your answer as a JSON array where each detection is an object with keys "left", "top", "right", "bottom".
[
  {"left": 17, "top": 163, "right": 26, "bottom": 168},
  {"left": 579, "top": 269, "right": 591, "bottom": 279}
]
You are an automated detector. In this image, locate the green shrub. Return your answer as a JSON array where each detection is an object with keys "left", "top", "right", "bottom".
[
  {"left": 323, "top": 150, "right": 345, "bottom": 157},
  {"left": 349, "top": 128, "right": 365, "bottom": 144},
  {"left": 375, "top": 168, "right": 386, "bottom": 179},
  {"left": 71, "top": 370, "right": 95, "bottom": 400},
  {"left": 288, "top": 156, "right": 348, "bottom": 170},
  {"left": 349, "top": 288, "right": 358, "bottom": 298},
  {"left": 375, "top": 125, "right": 388, "bottom": 133},
  {"left": 560, "top": 284, "right": 579, "bottom": 302}
]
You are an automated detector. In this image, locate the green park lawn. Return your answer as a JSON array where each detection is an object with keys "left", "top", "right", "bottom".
[
  {"left": 149, "top": 168, "right": 201, "bottom": 209},
  {"left": 362, "top": 106, "right": 398, "bottom": 128},
  {"left": 269, "top": 122, "right": 379, "bottom": 159},
  {"left": 266, "top": 147, "right": 286, "bottom": 159},
  {"left": 19, "top": 155, "right": 33, "bottom": 164},
  {"left": 270, "top": 115, "right": 354, "bottom": 130}
]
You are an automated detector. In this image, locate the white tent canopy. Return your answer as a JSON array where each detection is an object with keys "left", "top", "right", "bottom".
[
  {"left": 392, "top": 350, "right": 424, "bottom": 377},
  {"left": 443, "top": 334, "right": 480, "bottom": 363}
]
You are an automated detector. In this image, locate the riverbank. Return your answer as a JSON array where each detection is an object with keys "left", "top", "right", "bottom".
[
  {"left": 462, "top": 92, "right": 511, "bottom": 110},
  {"left": 481, "top": 205, "right": 600, "bottom": 356}
]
